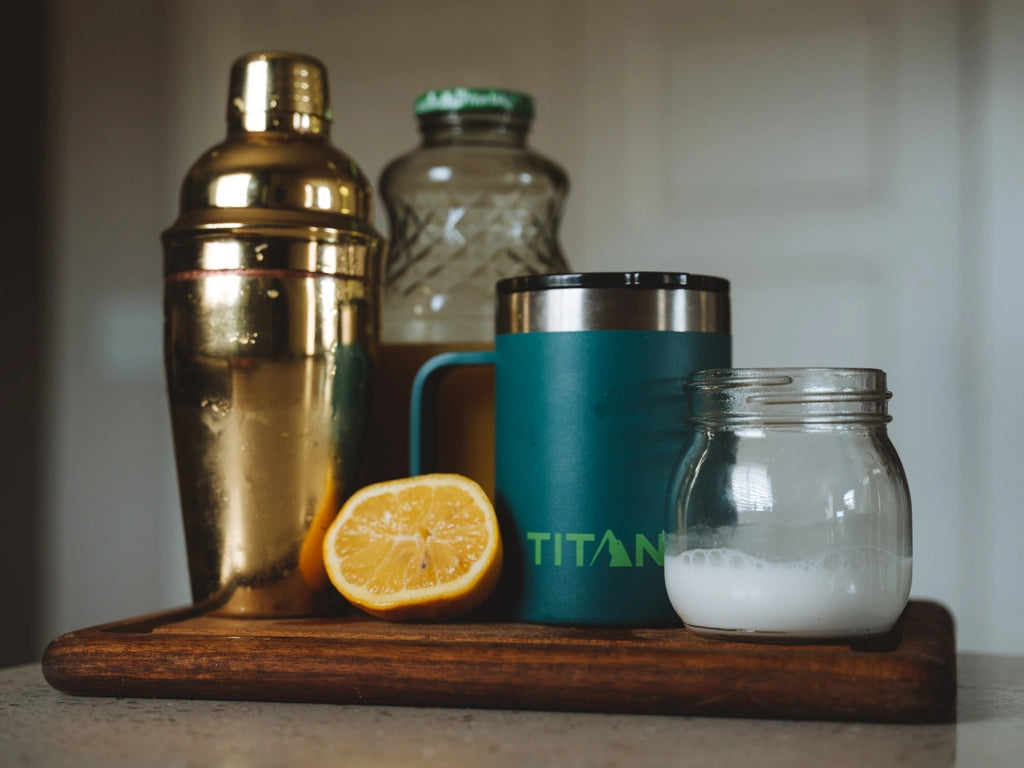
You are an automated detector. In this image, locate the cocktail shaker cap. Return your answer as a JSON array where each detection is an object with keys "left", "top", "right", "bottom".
[
  {"left": 228, "top": 51, "right": 332, "bottom": 134},
  {"left": 163, "top": 50, "right": 383, "bottom": 278}
]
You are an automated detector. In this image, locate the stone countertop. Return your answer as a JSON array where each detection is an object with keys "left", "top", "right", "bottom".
[{"left": 2, "top": 654, "right": 1023, "bottom": 767}]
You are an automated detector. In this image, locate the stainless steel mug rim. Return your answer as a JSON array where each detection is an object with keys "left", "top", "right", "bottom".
[{"left": 496, "top": 271, "right": 731, "bottom": 334}]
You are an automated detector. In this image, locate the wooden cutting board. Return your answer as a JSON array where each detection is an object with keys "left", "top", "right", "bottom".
[{"left": 42, "top": 599, "right": 956, "bottom": 724}]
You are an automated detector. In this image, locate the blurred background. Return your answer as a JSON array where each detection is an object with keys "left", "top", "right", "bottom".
[{"left": 3, "top": 0, "right": 1022, "bottom": 667}]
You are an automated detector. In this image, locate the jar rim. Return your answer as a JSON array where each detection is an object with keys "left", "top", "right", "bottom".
[
  {"left": 690, "top": 366, "right": 886, "bottom": 380},
  {"left": 685, "top": 367, "right": 893, "bottom": 426}
]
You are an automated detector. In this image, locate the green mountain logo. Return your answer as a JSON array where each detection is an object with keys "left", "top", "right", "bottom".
[{"left": 590, "top": 529, "right": 633, "bottom": 567}]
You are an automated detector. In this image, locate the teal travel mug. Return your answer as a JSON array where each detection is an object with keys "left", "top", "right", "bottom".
[{"left": 411, "top": 272, "right": 731, "bottom": 625}]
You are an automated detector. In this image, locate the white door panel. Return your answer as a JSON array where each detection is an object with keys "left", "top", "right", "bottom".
[{"left": 576, "top": 0, "right": 968, "bottom": 642}]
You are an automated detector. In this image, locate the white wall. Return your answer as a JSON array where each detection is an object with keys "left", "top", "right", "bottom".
[
  {"left": 39, "top": 0, "right": 1024, "bottom": 655},
  {"left": 971, "top": 0, "right": 1024, "bottom": 654},
  {"left": 43, "top": 0, "right": 190, "bottom": 641}
]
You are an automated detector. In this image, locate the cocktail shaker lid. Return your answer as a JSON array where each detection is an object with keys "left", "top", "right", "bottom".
[
  {"left": 163, "top": 50, "right": 382, "bottom": 274},
  {"left": 227, "top": 51, "right": 331, "bottom": 134}
]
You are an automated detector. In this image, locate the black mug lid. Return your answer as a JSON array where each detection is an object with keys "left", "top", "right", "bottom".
[{"left": 496, "top": 271, "right": 730, "bottom": 294}]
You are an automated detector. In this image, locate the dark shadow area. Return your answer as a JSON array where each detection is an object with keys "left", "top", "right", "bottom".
[{"left": 0, "top": 0, "right": 46, "bottom": 667}]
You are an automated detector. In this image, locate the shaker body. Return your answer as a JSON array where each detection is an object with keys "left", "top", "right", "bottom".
[{"left": 165, "top": 269, "right": 374, "bottom": 615}]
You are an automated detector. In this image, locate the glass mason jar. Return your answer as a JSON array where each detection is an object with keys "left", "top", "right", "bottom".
[
  {"left": 379, "top": 86, "right": 570, "bottom": 342},
  {"left": 665, "top": 368, "right": 913, "bottom": 640},
  {"left": 367, "top": 87, "right": 571, "bottom": 495}
]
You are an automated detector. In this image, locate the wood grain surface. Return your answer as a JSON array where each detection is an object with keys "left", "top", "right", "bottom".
[{"left": 41, "top": 599, "right": 957, "bottom": 723}]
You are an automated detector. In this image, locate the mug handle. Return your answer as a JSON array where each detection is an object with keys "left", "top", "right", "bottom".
[{"left": 409, "top": 350, "right": 496, "bottom": 476}]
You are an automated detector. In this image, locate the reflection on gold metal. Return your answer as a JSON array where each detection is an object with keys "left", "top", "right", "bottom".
[{"left": 162, "top": 51, "right": 385, "bottom": 617}]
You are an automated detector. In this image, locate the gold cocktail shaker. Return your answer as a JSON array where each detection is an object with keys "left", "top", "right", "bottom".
[{"left": 162, "top": 51, "right": 385, "bottom": 616}]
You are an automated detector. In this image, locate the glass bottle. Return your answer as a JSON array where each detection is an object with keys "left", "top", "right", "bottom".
[
  {"left": 665, "top": 368, "right": 913, "bottom": 640},
  {"left": 369, "top": 87, "right": 571, "bottom": 496}
]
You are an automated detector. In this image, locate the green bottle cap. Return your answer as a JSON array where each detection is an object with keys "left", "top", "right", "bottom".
[{"left": 414, "top": 87, "right": 535, "bottom": 119}]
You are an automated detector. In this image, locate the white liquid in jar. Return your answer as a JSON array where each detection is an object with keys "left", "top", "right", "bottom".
[{"left": 664, "top": 546, "right": 912, "bottom": 639}]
